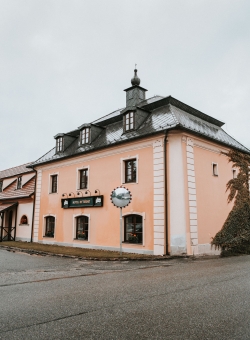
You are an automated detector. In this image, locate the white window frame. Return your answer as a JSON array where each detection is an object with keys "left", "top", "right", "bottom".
[
  {"left": 73, "top": 213, "right": 90, "bottom": 242},
  {"left": 43, "top": 214, "right": 56, "bottom": 239},
  {"left": 49, "top": 172, "right": 59, "bottom": 194},
  {"left": 120, "top": 155, "right": 139, "bottom": 184},
  {"left": 16, "top": 176, "right": 22, "bottom": 189},
  {"left": 212, "top": 163, "right": 218, "bottom": 176},
  {"left": 81, "top": 128, "right": 90, "bottom": 145},
  {"left": 122, "top": 212, "right": 146, "bottom": 246},
  {"left": 232, "top": 168, "right": 237, "bottom": 179},
  {"left": 76, "top": 166, "right": 90, "bottom": 191},
  {"left": 56, "top": 137, "right": 64, "bottom": 152},
  {"left": 125, "top": 111, "right": 135, "bottom": 132}
]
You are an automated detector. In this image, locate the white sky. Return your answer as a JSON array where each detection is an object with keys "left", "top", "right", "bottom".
[{"left": 1, "top": 0, "right": 250, "bottom": 170}]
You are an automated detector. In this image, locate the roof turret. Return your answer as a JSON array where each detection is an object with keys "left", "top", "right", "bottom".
[{"left": 131, "top": 68, "right": 140, "bottom": 86}]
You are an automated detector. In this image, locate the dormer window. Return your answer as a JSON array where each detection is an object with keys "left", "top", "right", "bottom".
[
  {"left": 0, "top": 181, "right": 2, "bottom": 192},
  {"left": 56, "top": 137, "right": 63, "bottom": 152},
  {"left": 81, "top": 127, "right": 90, "bottom": 145},
  {"left": 125, "top": 112, "right": 135, "bottom": 131},
  {"left": 17, "top": 176, "right": 22, "bottom": 189}
]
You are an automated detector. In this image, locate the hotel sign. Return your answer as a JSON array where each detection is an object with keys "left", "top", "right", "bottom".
[{"left": 61, "top": 196, "right": 103, "bottom": 209}]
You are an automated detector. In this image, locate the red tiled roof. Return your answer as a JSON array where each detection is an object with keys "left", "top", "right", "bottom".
[
  {"left": 0, "top": 163, "right": 34, "bottom": 180},
  {"left": 0, "top": 202, "right": 18, "bottom": 213},
  {"left": 0, "top": 176, "right": 35, "bottom": 201}
]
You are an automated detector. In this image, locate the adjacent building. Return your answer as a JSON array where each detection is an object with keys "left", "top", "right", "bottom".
[
  {"left": 0, "top": 164, "right": 36, "bottom": 242},
  {"left": 23, "top": 70, "right": 250, "bottom": 255}
]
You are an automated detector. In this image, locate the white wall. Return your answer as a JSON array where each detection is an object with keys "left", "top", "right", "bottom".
[{"left": 15, "top": 202, "right": 33, "bottom": 241}]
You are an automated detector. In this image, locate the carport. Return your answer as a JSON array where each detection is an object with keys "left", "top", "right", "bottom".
[{"left": 0, "top": 202, "right": 18, "bottom": 241}]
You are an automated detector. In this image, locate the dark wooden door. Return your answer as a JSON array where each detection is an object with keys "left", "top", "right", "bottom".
[{"left": 8, "top": 211, "right": 13, "bottom": 241}]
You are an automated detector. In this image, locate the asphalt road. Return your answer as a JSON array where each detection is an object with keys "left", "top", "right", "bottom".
[{"left": 0, "top": 249, "right": 250, "bottom": 340}]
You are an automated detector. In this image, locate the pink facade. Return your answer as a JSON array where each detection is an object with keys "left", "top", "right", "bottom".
[{"left": 30, "top": 71, "right": 249, "bottom": 255}]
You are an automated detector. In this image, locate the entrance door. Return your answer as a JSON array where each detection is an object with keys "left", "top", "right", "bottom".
[{"left": 8, "top": 211, "right": 13, "bottom": 241}]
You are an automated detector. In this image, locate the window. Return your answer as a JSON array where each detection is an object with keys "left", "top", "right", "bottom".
[
  {"left": 125, "top": 159, "right": 137, "bottom": 183},
  {"left": 20, "top": 215, "right": 28, "bottom": 224},
  {"left": 124, "top": 215, "right": 142, "bottom": 244},
  {"left": 17, "top": 177, "right": 22, "bottom": 189},
  {"left": 45, "top": 216, "right": 55, "bottom": 237},
  {"left": 56, "top": 137, "right": 63, "bottom": 152},
  {"left": 51, "top": 175, "right": 58, "bottom": 193},
  {"left": 76, "top": 216, "right": 89, "bottom": 240},
  {"left": 81, "top": 128, "right": 90, "bottom": 144},
  {"left": 79, "top": 169, "right": 88, "bottom": 189},
  {"left": 125, "top": 112, "right": 134, "bottom": 131},
  {"left": 232, "top": 169, "right": 237, "bottom": 179},
  {"left": 212, "top": 163, "right": 218, "bottom": 176},
  {"left": 0, "top": 181, "right": 2, "bottom": 192}
]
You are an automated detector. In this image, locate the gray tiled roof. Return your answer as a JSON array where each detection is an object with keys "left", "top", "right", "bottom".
[
  {"left": 30, "top": 97, "right": 250, "bottom": 167},
  {"left": 0, "top": 163, "right": 34, "bottom": 179}
]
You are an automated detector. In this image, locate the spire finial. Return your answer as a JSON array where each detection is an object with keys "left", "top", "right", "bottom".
[{"left": 131, "top": 66, "right": 140, "bottom": 86}]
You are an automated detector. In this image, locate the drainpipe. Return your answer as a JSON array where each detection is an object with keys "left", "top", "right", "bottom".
[
  {"left": 30, "top": 167, "right": 37, "bottom": 243},
  {"left": 14, "top": 204, "right": 18, "bottom": 240},
  {"left": 164, "top": 132, "right": 169, "bottom": 255}
]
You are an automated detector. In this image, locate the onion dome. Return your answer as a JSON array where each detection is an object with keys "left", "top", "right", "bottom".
[{"left": 131, "top": 69, "right": 140, "bottom": 86}]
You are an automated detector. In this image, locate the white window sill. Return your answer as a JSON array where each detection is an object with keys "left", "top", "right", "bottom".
[{"left": 73, "top": 239, "right": 90, "bottom": 243}]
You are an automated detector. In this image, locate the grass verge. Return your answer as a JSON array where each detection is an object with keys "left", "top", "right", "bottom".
[{"left": 0, "top": 241, "right": 167, "bottom": 260}]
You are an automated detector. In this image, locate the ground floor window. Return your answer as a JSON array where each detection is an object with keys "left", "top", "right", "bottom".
[
  {"left": 45, "top": 216, "right": 55, "bottom": 237},
  {"left": 20, "top": 215, "right": 28, "bottom": 224},
  {"left": 76, "top": 216, "right": 89, "bottom": 240},
  {"left": 124, "top": 214, "right": 142, "bottom": 244}
]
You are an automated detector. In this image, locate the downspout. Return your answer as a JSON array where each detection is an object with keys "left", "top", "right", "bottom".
[
  {"left": 164, "top": 132, "right": 169, "bottom": 255},
  {"left": 14, "top": 203, "right": 18, "bottom": 240},
  {"left": 30, "top": 167, "right": 37, "bottom": 243}
]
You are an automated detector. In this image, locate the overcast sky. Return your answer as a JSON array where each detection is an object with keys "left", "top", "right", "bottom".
[{"left": 1, "top": 0, "right": 250, "bottom": 170}]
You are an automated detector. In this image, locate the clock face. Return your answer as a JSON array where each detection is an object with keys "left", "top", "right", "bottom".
[{"left": 110, "top": 187, "right": 132, "bottom": 208}]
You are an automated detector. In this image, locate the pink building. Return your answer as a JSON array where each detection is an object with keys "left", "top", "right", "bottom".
[{"left": 29, "top": 70, "right": 249, "bottom": 255}]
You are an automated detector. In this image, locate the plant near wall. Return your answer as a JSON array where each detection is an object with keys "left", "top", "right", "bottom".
[{"left": 211, "top": 149, "right": 250, "bottom": 255}]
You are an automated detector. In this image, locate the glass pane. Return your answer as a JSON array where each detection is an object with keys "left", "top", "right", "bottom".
[
  {"left": 135, "top": 223, "right": 142, "bottom": 232},
  {"left": 126, "top": 223, "right": 133, "bottom": 232},
  {"left": 136, "top": 233, "right": 142, "bottom": 243}
]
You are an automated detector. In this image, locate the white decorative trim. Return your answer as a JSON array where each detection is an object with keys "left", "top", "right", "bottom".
[
  {"left": 33, "top": 169, "right": 42, "bottom": 242},
  {"left": 186, "top": 138, "right": 198, "bottom": 253},
  {"left": 72, "top": 213, "right": 90, "bottom": 242},
  {"left": 212, "top": 162, "right": 219, "bottom": 176},
  {"left": 48, "top": 172, "right": 59, "bottom": 194},
  {"left": 43, "top": 214, "right": 56, "bottom": 239},
  {"left": 120, "top": 155, "right": 139, "bottom": 184},
  {"left": 122, "top": 211, "right": 145, "bottom": 246},
  {"left": 153, "top": 138, "right": 165, "bottom": 255},
  {"left": 193, "top": 139, "right": 228, "bottom": 154},
  {"left": 75, "top": 165, "right": 90, "bottom": 191}
]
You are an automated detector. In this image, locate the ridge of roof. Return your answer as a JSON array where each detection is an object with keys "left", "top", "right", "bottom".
[{"left": 0, "top": 162, "right": 34, "bottom": 180}]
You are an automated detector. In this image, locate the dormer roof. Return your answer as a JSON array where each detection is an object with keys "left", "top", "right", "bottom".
[{"left": 29, "top": 94, "right": 250, "bottom": 168}]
